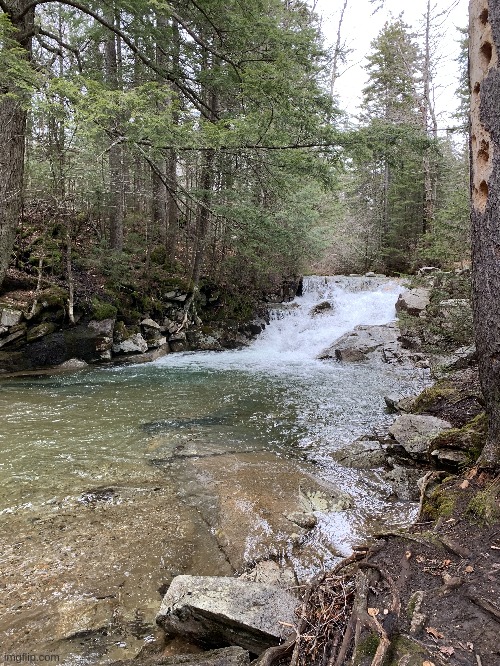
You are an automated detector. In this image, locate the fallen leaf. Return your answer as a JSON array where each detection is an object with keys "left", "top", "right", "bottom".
[
  {"left": 465, "top": 565, "right": 474, "bottom": 573},
  {"left": 405, "top": 550, "right": 412, "bottom": 560},
  {"left": 426, "top": 627, "right": 444, "bottom": 640},
  {"left": 460, "top": 479, "right": 470, "bottom": 489},
  {"left": 416, "top": 555, "right": 425, "bottom": 563},
  {"left": 367, "top": 607, "right": 379, "bottom": 617},
  {"left": 422, "top": 662, "right": 436, "bottom": 666},
  {"left": 467, "top": 642, "right": 474, "bottom": 651},
  {"left": 443, "top": 559, "right": 452, "bottom": 567},
  {"left": 439, "top": 646, "right": 455, "bottom": 656}
]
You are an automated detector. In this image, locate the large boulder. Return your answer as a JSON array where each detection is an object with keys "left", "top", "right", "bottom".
[
  {"left": 156, "top": 576, "right": 296, "bottom": 655},
  {"left": 319, "top": 323, "right": 402, "bottom": 363},
  {"left": 395, "top": 289, "right": 430, "bottom": 316},
  {"left": 388, "top": 414, "right": 452, "bottom": 462}
]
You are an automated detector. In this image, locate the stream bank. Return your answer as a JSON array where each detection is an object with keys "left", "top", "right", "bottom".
[{"left": 3, "top": 273, "right": 488, "bottom": 666}]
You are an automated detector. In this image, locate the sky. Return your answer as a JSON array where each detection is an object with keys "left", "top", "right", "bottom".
[{"left": 315, "top": 0, "right": 469, "bottom": 127}]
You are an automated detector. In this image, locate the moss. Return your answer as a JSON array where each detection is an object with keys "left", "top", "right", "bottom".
[
  {"left": 386, "top": 635, "right": 427, "bottom": 665},
  {"left": 467, "top": 482, "right": 500, "bottom": 524},
  {"left": 429, "top": 412, "right": 487, "bottom": 465},
  {"left": 39, "top": 287, "right": 68, "bottom": 309},
  {"left": 91, "top": 297, "right": 117, "bottom": 321},
  {"left": 352, "top": 632, "right": 379, "bottom": 663},
  {"left": 411, "top": 383, "right": 458, "bottom": 413},
  {"left": 423, "top": 487, "right": 456, "bottom": 520}
]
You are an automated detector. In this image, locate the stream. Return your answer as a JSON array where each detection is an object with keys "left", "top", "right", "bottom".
[{"left": 0, "top": 276, "right": 428, "bottom": 664}]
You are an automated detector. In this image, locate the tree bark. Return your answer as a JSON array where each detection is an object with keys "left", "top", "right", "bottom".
[
  {"left": 0, "top": 1, "right": 34, "bottom": 288},
  {"left": 104, "top": 7, "right": 124, "bottom": 252},
  {"left": 470, "top": 0, "right": 500, "bottom": 467}
]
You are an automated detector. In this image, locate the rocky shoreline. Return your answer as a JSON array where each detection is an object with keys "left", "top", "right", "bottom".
[{"left": 3, "top": 272, "right": 495, "bottom": 666}]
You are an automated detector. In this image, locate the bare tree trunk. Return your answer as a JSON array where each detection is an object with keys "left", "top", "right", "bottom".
[
  {"left": 422, "top": 0, "right": 438, "bottom": 235},
  {"left": 330, "top": 0, "right": 348, "bottom": 98},
  {"left": 104, "top": 8, "right": 124, "bottom": 252},
  {"left": 469, "top": 0, "right": 500, "bottom": 468},
  {"left": 0, "top": 1, "right": 35, "bottom": 288}
]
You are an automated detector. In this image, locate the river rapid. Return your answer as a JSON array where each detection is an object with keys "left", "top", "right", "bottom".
[{"left": 0, "top": 276, "right": 428, "bottom": 663}]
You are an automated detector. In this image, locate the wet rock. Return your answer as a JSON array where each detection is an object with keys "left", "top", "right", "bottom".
[
  {"left": 331, "top": 438, "right": 386, "bottom": 469},
  {"left": 0, "top": 307, "right": 23, "bottom": 327},
  {"left": 111, "top": 647, "right": 251, "bottom": 666},
  {"left": 113, "top": 332, "right": 149, "bottom": 354},
  {"left": 174, "top": 452, "right": 345, "bottom": 573},
  {"left": 388, "top": 414, "right": 452, "bottom": 462},
  {"left": 156, "top": 576, "right": 296, "bottom": 655},
  {"left": 418, "top": 266, "right": 440, "bottom": 274},
  {"left": 186, "top": 331, "right": 223, "bottom": 351},
  {"left": 57, "top": 358, "right": 88, "bottom": 370},
  {"left": 170, "top": 331, "right": 187, "bottom": 352},
  {"left": 0, "top": 325, "right": 8, "bottom": 336},
  {"left": 26, "top": 322, "right": 56, "bottom": 342},
  {"left": 365, "top": 271, "right": 377, "bottom": 277},
  {"left": 319, "top": 323, "right": 402, "bottom": 364},
  {"left": 240, "top": 561, "right": 296, "bottom": 588},
  {"left": 310, "top": 301, "right": 333, "bottom": 316},
  {"left": 382, "top": 465, "right": 424, "bottom": 502},
  {"left": 55, "top": 598, "right": 114, "bottom": 639},
  {"left": 285, "top": 512, "right": 317, "bottom": 529},
  {"left": 395, "top": 289, "right": 430, "bottom": 316}
]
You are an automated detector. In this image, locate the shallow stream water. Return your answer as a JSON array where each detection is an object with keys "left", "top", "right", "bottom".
[{"left": 0, "top": 276, "right": 428, "bottom": 663}]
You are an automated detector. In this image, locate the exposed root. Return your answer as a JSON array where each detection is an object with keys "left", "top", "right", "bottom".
[{"left": 256, "top": 553, "right": 401, "bottom": 666}]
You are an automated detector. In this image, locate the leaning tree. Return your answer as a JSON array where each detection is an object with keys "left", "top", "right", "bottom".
[{"left": 469, "top": 0, "right": 500, "bottom": 468}]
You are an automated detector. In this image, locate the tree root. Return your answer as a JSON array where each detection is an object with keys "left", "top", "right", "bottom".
[{"left": 255, "top": 552, "right": 401, "bottom": 666}]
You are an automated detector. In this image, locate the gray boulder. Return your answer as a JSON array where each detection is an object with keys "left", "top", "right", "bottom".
[
  {"left": 331, "top": 438, "right": 386, "bottom": 469},
  {"left": 113, "top": 332, "right": 148, "bottom": 354},
  {"left": 88, "top": 318, "right": 115, "bottom": 336},
  {"left": 395, "top": 289, "right": 430, "bottom": 316},
  {"left": 319, "top": 323, "right": 401, "bottom": 363},
  {"left": 388, "top": 414, "right": 452, "bottom": 461},
  {"left": 156, "top": 576, "right": 297, "bottom": 655},
  {"left": 0, "top": 307, "right": 23, "bottom": 327}
]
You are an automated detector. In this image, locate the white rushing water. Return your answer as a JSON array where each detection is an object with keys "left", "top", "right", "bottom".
[{"left": 154, "top": 275, "right": 405, "bottom": 374}]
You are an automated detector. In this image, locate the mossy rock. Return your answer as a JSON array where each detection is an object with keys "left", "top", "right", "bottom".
[
  {"left": 39, "top": 287, "right": 68, "bottom": 309},
  {"left": 467, "top": 480, "right": 500, "bottom": 524},
  {"left": 91, "top": 297, "right": 117, "bottom": 322},
  {"left": 412, "top": 382, "right": 458, "bottom": 414},
  {"left": 27, "top": 322, "right": 57, "bottom": 343},
  {"left": 429, "top": 412, "right": 487, "bottom": 463},
  {"left": 423, "top": 485, "right": 457, "bottom": 520}
]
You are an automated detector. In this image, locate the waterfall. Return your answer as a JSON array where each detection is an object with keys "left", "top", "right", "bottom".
[{"left": 155, "top": 275, "right": 404, "bottom": 373}]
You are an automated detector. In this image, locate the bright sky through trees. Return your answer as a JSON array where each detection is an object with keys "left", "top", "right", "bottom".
[{"left": 316, "top": 0, "right": 468, "bottom": 127}]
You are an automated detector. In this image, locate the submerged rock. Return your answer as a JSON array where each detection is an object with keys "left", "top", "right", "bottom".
[
  {"left": 156, "top": 576, "right": 296, "bottom": 655},
  {"left": 309, "top": 301, "right": 333, "bottom": 316},
  {"left": 111, "top": 647, "right": 251, "bottom": 666},
  {"left": 331, "top": 438, "right": 386, "bottom": 469}
]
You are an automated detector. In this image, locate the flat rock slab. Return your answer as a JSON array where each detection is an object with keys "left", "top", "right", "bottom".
[
  {"left": 156, "top": 576, "right": 297, "bottom": 655},
  {"left": 319, "top": 323, "right": 401, "bottom": 363},
  {"left": 111, "top": 646, "right": 250, "bottom": 666},
  {"left": 388, "top": 414, "right": 452, "bottom": 460}
]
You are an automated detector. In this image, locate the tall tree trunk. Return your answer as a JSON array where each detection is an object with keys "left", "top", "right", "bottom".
[
  {"left": 469, "top": 0, "right": 500, "bottom": 467},
  {"left": 0, "top": 2, "right": 35, "bottom": 288},
  {"left": 422, "top": 0, "right": 438, "bottom": 235},
  {"left": 104, "top": 8, "right": 124, "bottom": 252}
]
